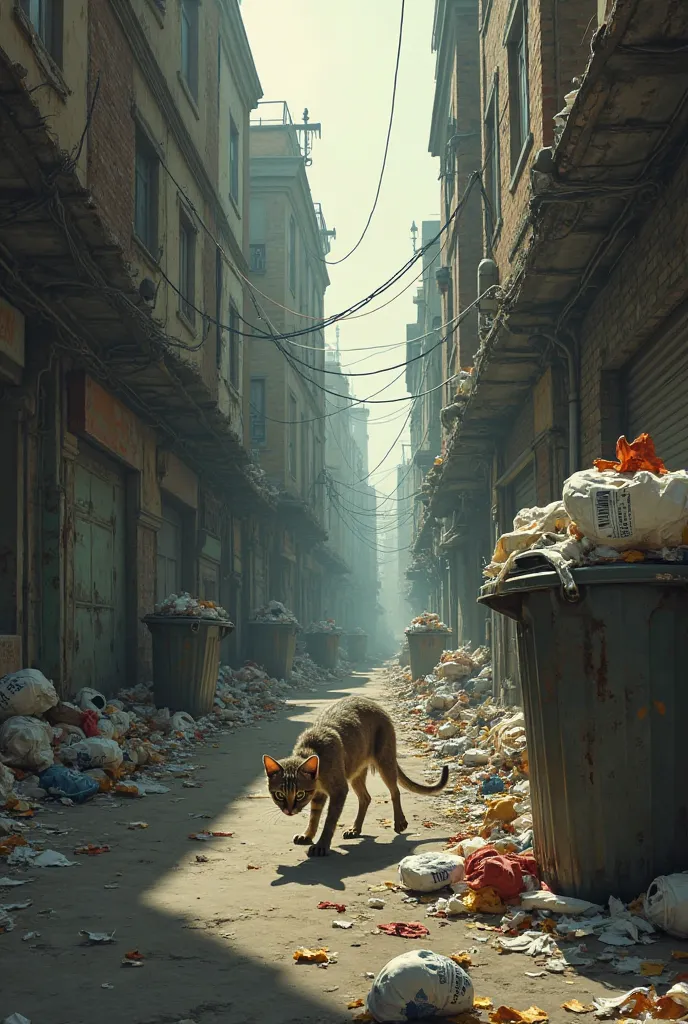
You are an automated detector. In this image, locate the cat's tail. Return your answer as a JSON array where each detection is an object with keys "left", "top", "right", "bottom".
[{"left": 397, "top": 763, "right": 449, "bottom": 795}]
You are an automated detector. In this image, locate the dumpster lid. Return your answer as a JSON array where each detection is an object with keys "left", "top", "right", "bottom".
[{"left": 480, "top": 550, "right": 688, "bottom": 611}]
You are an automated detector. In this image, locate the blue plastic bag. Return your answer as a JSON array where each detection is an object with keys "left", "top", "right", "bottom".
[
  {"left": 481, "top": 775, "right": 505, "bottom": 796},
  {"left": 39, "top": 764, "right": 100, "bottom": 803}
]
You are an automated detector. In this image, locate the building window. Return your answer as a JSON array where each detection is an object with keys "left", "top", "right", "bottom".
[
  {"left": 229, "top": 117, "right": 240, "bottom": 204},
  {"left": 507, "top": 1, "right": 530, "bottom": 173},
  {"left": 228, "top": 302, "right": 240, "bottom": 390},
  {"left": 250, "top": 243, "right": 266, "bottom": 273},
  {"left": 288, "top": 215, "right": 297, "bottom": 296},
  {"left": 179, "top": 212, "right": 196, "bottom": 325},
  {"left": 483, "top": 80, "right": 501, "bottom": 240},
  {"left": 250, "top": 378, "right": 266, "bottom": 445},
  {"left": 134, "top": 129, "right": 158, "bottom": 255},
  {"left": 288, "top": 393, "right": 297, "bottom": 478},
  {"left": 20, "top": 0, "right": 63, "bottom": 65},
  {"left": 180, "top": 0, "right": 199, "bottom": 100}
]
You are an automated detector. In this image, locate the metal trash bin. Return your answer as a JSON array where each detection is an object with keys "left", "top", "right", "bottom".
[
  {"left": 346, "top": 633, "right": 368, "bottom": 663},
  {"left": 247, "top": 621, "right": 298, "bottom": 680},
  {"left": 406, "top": 630, "right": 452, "bottom": 681},
  {"left": 479, "top": 553, "right": 688, "bottom": 903},
  {"left": 143, "top": 615, "right": 234, "bottom": 718},
  {"left": 305, "top": 631, "right": 340, "bottom": 670}
]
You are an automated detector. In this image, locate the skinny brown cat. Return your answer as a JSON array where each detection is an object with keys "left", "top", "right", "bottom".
[{"left": 263, "top": 695, "right": 449, "bottom": 857}]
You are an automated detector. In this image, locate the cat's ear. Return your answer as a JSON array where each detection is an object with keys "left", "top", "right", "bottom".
[
  {"left": 299, "top": 754, "right": 319, "bottom": 780},
  {"left": 263, "top": 755, "right": 282, "bottom": 777}
]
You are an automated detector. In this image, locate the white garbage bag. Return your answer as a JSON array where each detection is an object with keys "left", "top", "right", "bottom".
[
  {"left": 0, "top": 669, "right": 58, "bottom": 721},
  {"left": 0, "top": 717, "right": 54, "bottom": 771},
  {"left": 398, "top": 852, "right": 465, "bottom": 893},
  {"left": 563, "top": 468, "right": 688, "bottom": 550},
  {"left": 170, "top": 711, "right": 195, "bottom": 734},
  {"left": 74, "top": 687, "right": 107, "bottom": 712},
  {"left": 367, "top": 949, "right": 474, "bottom": 1022},
  {"left": 0, "top": 762, "right": 17, "bottom": 803},
  {"left": 645, "top": 873, "right": 688, "bottom": 938},
  {"left": 60, "top": 737, "right": 123, "bottom": 772},
  {"left": 462, "top": 748, "right": 490, "bottom": 767}
]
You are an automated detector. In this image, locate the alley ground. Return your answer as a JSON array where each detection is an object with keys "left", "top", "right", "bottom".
[{"left": 2, "top": 666, "right": 685, "bottom": 1024}]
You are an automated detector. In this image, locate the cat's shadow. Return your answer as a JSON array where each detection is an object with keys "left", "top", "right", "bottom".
[{"left": 270, "top": 833, "right": 442, "bottom": 890}]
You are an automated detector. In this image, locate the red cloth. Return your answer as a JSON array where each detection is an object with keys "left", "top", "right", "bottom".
[
  {"left": 80, "top": 710, "right": 100, "bottom": 737},
  {"left": 377, "top": 922, "right": 430, "bottom": 938},
  {"left": 318, "top": 901, "right": 346, "bottom": 913},
  {"left": 464, "top": 846, "right": 540, "bottom": 900}
]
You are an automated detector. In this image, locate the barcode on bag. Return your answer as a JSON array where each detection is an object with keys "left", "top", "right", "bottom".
[{"left": 593, "top": 489, "right": 633, "bottom": 540}]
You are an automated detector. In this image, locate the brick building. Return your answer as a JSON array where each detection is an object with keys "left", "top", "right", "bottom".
[
  {"left": 0, "top": 0, "right": 272, "bottom": 692},
  {"left": 420, "top": 0, "right": 688, "bottom": 698}
]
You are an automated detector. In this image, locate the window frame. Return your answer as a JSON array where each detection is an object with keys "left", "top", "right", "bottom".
[
  {"left": 178, "top": 209, "right": 196, "bottom": 327},
  {"left": 229, "top": 116, "right": 240, "bottom": 206},
  {"left": 180, "top": 0, "right": 199, "bottom": 102},
  {"left": 249, "top": 377, "right": 267, "bottom": 447},
  {"left": 506, "top": 0, "right": 533, "bottom": 187},
  {"left": 134, "top": 127, "right": 159, "bottom": 256},
  {"left": 288, "top": 215, "right": 297, "bottom": 297},
  {"left": 288, "top": 393, "right": 298, "bottom": 479},
  {"left": 228, "top": 301, "right": 240, "bottom": 391},
  {"left": 483, "top": 75, "right": 502, "bottom": 245},
  {"left": 19, "top": 0, "right": 63, "bottom": 66}
]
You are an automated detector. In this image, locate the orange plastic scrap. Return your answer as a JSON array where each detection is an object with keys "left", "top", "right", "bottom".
[
  {"left": 593, "top": 433, "right": 668, "bottom": 475},
  {"left": 293, "top": 946, "right": 330, "bottom": 964}
]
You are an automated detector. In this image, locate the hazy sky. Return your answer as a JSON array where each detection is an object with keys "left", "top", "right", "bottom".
[{"left": 241, "top": 0, "right": 440, "bottom": 514}]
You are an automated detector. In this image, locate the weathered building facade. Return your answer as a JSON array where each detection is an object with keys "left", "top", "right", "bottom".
[
  {"left": 418, "top": 0, "right": 688, "bottom": 698},
  {"left": 245, "top": 102, "right": 332, "bottom": 627},
  {"left": 0, "top": 0, "right": 272, "bottom": 694}
]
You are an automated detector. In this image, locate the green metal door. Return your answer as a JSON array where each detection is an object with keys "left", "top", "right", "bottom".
[{"left": 73, "top": 453, "right": 126, "bottom": 696}]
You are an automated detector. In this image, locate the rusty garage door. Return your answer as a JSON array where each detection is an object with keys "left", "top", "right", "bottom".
[
  {"left": 626, "top": 314, "right": 688, "bottom": 471},
  {"left": 73, "top": 450, "right": 126, "bottom": 696}
]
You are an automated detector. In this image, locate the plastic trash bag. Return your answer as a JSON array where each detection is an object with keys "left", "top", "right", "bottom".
[
  {"left": 74, "top": 687, "right": 107, "bottom": 712},
  {"left": 645, "top": 873, "right": 688, "bottom": 938},
  {"left": 0, "top": 762, "right": 17, "bottom": 804},
  {"left": 60, "top": 737, "right": 123, "bottom": 772},
  {"left": 398, "top": 853, "right": 465, "bottom": 892},
  {"left": 38, "top": 765, "right": 100, "bottom": 804},
  {"left": 563, "top": 465, "right": 688, "bottom": 550},
  {"left": 170, "top": 711, "right": 195, "bottom": 733},
  {"left": 520, "top": 891, "right": 602, "bottom": 915},
  {"left": 0, "top": 717, "right": 54, "bottom": 771},
  {"left": 0, "top": 669, "right": 58, "bottom": 721},
  {"left": 367, "top": 949, "right": 474, "bottom": 1022}
]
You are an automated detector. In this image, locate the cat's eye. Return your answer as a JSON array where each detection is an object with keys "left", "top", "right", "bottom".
[
  {"left": 296, "top": 790, "right": 305, "bottom": 800},
  {"left": 274, "top": 790, "right": 285, "bottom": 800}
]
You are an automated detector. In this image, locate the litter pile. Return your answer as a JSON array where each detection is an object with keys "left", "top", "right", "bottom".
[
  {"left": 405, "top": 613, "right": 451, "bottom": 634},
  {"left": 485, "top": 434, "right": 688, "bottom": 580},
  {"left": 152, "top": 592, "right": 231, "bottom": 621},
  {"left": 305, "top": 619, "right": 344, "bottom": 634},
  {"left": 250, "top": 600, "right": 301, "bottom": 626}
]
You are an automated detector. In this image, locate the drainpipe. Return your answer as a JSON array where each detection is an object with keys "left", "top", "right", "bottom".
[{"left": 534, "top": 330, "right": 580, "bottom": 475}]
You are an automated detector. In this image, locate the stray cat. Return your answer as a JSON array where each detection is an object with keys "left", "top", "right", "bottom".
[{"left": 263, "top": 695, "right": 449, "bottom": 857}]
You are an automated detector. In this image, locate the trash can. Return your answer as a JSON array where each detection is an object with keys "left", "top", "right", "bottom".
[
  {"left": 479, "top": 553, "right": 688, "bottom": 904},
  {"left": 143, "top": 616, "right": 234, "bottom": 718},
  {"left": 346, "top": 633, "right": 368, "bottom": 663},
  {"left": 305, "top": 631, "right": 340, "bottom": 670},
  {"left": 247, "top": 621, "right": 298, "bottom": 680},
  {"left": 406, "top": 630, "right": 452, "bottom": 681}
]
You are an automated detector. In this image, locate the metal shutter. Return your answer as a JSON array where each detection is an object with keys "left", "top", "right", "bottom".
[{"left": 626, "top": 320, "right": 688, "bottom": 471}]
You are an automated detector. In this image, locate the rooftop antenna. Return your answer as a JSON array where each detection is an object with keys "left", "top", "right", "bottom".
[
  {"left": 293, "top": 108, "right": 322, "bottom": 166},
  {"left": 410, "top": 220, "right": 418, "bottom": 254}
]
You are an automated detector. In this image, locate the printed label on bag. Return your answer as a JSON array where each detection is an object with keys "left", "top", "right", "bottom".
[{"left": 593, "top": 488, "right": 633, "bottom": 540}]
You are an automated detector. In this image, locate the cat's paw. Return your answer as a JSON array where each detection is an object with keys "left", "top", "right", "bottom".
[
  {"left": 393, "top": 817, "right": 408, "bottom": 834},
  {"left": 342, "top": 827, "right": 361, "bottom": 839},
  {"left": 307, "top": 843, "right": 331, "bottom": 857},
  {"left": 293, "top": 834, "right": 314, "bottom": 845}
]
